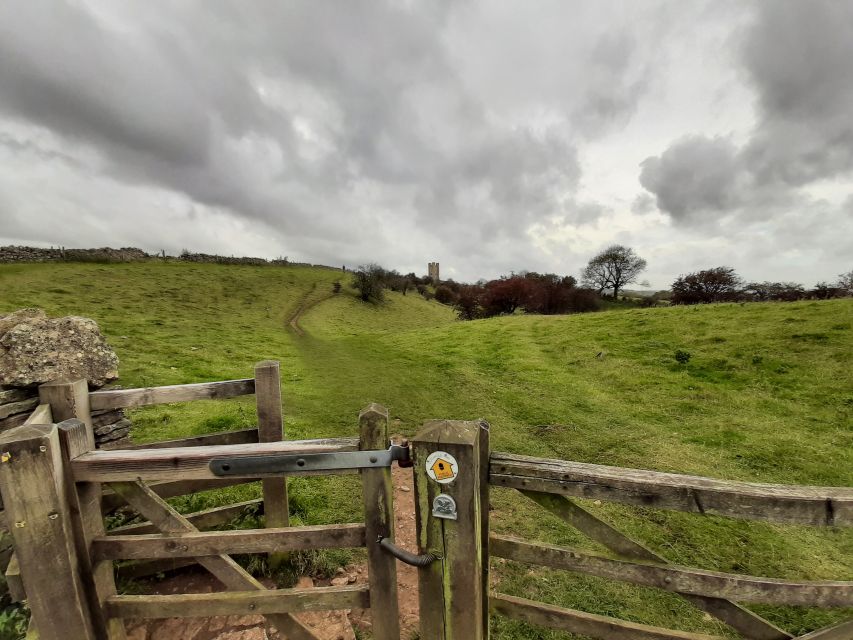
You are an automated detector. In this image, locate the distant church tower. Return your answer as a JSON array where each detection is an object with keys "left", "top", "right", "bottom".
[{"left": 428, "top": 261, "right": 440, "bottom": 284}]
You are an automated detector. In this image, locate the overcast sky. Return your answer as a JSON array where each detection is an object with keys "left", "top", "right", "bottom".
[{"left": 1, "top": 1, "right": 851, "bottom": 287}]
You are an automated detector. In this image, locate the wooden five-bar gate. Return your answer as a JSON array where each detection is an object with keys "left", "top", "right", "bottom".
[{"left": 0, "top": 363, "right": 851, "bottom": 639}]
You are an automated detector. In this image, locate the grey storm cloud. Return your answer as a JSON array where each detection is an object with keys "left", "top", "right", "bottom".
[
  {"left": 0, "top": 0, "right": 652, "bottom": 272},
  {"left": 640, "top": 1, "right": 853, "bottom": 222},
  {"left": 6, "top": 1, "right": 846, "bottom": 287},
  {"left": 639, "top": 136, "right": 742, "bottom": 220}
]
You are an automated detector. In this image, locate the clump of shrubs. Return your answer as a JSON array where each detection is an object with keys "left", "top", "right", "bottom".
[
  {"left": 434, "top": 285, "right": 456, "bottom": 304},
  {"left": 671, "top": 266, "right": 852, "bottom": 304},
  {"left": 674, "top": 349, "right": 692, "bottom": 364},
  {"left": 437, "top": 272, "right": 601, "bottom": 320}
]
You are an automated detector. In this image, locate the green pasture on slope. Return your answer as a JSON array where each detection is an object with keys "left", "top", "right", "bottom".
[{"left": 0, "top": 261, "right": 851, "bottom": 638}]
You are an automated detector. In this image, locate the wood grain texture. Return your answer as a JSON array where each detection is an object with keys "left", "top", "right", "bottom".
[
  {"left": 124, "top": 428, "right": 258, "bottom": 450},
  {"left": 39, "top": 380, "right": 92, "bottom": 427},
  {"left": 359, "top": 404, "right": 400, "bottom": 640},
  {"left": 520, "top": 490, "right": 791, "bottom": 640},
  {"left": 793, "top": 619, "right": 853, "bottom": 639},
  {"left": 4, "top": 553, "right": 24, "bottom": 602},
  {"left": 23, "top": 404, "right": 53, "bottom": 426},
  {"left": 93, "top": 523, "right": 366, "bottom": 560},
  {"left": 73, "top": 436, "right": 360, "bottom": 481},
  {"left": 491, "top": 535, "right": 853, "bottom": 607},
  {"left": 0, "top": 424, "right": 97, "bottom": 640},
  {"left": 413, "top": 419, "right": 490, "bottom": 640},
  {"left": 108, "top": 480, "right": 319, "bottom": 640},
  {"left": 57, "top": 418, "right": 127, "bottom": 640},
  {"left": 101, "top": 478, "right": 255, "bottom": 512},
  {"left": 254, "top": 361, "right": 289, "bottom": 569},
  {"left": 490, "top": 452, "right": 853, "bottom": 526},
  {"left": 116, "top": 557, "right": 198, "bottom": 580},
  {"left": 108, "top": 499, "right": 262, "bottom": 535},
  {"left": 491, "top": 592, "right": 724, "bottom": 640},
  {"left": 88, "top": 378, "right": 256, "bottom": 411},
  {"left": 105, "top": 585, "right": 369, "bottom": 619}
]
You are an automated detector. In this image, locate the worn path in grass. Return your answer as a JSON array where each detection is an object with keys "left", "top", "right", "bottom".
[
  {"left": 1, "top": 262, "right": 852, "bottom": 638},
  {"left": 286, "top": 283, "right": 336, "bottom": 336},
  {"left": 295, "top": 290, "right": 853, "bottom": 638}
]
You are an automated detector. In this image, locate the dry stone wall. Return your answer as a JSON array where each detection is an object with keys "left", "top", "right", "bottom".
[
  {"left": 0, "top": 245, "right": 149, "bottom": 263},
  {"left": 177, "top": 251, "right": 269, "bottom": 266},
  {"left": 0, "top": 245, "right": 343, "bottom": 270},
  {"left": 0, "top": 308, "right": 131, "bottom": 448}
]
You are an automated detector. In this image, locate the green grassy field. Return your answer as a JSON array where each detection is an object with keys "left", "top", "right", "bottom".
[{"left": 1, "top": 261, "right": 851, "bottom": 638}]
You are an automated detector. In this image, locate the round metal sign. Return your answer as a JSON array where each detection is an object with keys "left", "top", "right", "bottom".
[{"left": 425, "top": 450, "right": 459, "bottom": 484}]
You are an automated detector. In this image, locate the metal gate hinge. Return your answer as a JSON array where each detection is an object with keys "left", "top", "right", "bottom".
[{"left": 209, "top": 443, "right": 410, "bottom": 477}]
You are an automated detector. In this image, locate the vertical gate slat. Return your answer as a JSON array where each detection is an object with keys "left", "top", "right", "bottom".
[
  {"left": 44, "top": 379, "right": 128, "bottom": 640},
  {"left": 413, "top": 419, "right": 490, "bottom": 639},
  {"left": 0, "top": 423, "right": 97, "bottom": 640},
  {"left": 359, "top": 404, "right": 401, "bottom": 640},
  {"left": 255, "top": 360, "right": 290, "bottom": 569}
]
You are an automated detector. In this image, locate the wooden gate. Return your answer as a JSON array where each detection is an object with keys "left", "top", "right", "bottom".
[
  {"left": 0, "top": 363, "right": 402, "bottom": 640},
  {"left": 1, "top": 372, "right": 852, "bottom": 639},
  {"left": 408, "top": 419, "right": 852, "bottom": 639}
]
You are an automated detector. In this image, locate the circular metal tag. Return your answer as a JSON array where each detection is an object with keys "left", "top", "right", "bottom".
[{"left": 425, "top": 450, "right": 459, "bottom": 484}]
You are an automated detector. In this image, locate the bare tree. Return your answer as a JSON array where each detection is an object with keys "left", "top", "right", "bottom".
[
  {"left": 581, "top": 245, "right": 647, "bottom": 299},
  {"left": 350, "top": 263, "right": 387, "bottom": 303}
]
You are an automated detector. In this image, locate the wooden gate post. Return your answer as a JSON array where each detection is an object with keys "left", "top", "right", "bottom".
[
  {"left": 41, "top": 379, "right": 126, "bottom": 639},
  {"left": 413, "top": 419, "right": 490, "bottom": 640},
  {"left": 359, "top": 404, "right": 401, "bottom": 640},
  {"left": 255, "top": 360, "right": 289, "bottom": 569},
  {"left": 0, "top": 423, "right": 97, "bottom": 640}
]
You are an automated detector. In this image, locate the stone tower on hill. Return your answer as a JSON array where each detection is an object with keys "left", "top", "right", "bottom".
[{"left": 428, "top": 262, "right": 440, "bottom": 284}]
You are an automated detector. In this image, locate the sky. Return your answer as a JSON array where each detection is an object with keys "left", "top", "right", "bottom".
[{"left": 0, "top": 1, "right": 851, "bottom": 288}]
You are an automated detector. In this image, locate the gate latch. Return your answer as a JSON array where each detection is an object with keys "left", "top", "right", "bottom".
[{"left": 209, "top": 443, "right": 411, "bottom": 477}]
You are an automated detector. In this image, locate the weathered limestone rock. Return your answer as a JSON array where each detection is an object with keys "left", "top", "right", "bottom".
[
  {"left": 0, "top": 309, "right": 119, "bottom": 387},
  {"left": 0, "top": 308, "right": 46, "bottom": 337}
]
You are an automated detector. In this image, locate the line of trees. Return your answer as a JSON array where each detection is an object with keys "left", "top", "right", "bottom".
[
  {"left": 670, "top": 267, "right": 852, "bottom": 304},
  {"left": 442, "top": 274, "right": 601, "bottom": 320},
  {"left": 349, "top": 264, "right": 601, "bottom": 318},
  {"left": 350, "top": 248, "right": 851, "bottom": 318}
]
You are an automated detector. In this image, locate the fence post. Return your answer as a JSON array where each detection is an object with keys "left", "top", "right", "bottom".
[
  {"left": 39, "top": 378, "right": 92, "bottom": 427},
  {"left": 359, "top": 404, "right": 401, "bottom": 640},
  {"left": 413, "top": 419, "right": 490, "bottom": 640},
  {"left": 254, "top": 360, "right": 289, "bottom": 569},
  {"left": 0, "top": 423, "right": 97, "bottom": 640},
  {"left": 41, "top": 379, "right": 126, "bottom": 639}
]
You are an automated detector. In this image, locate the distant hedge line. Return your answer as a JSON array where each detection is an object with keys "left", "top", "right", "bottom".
[{"left": 0, "top": 245, "right": 339, "bottom": 270}]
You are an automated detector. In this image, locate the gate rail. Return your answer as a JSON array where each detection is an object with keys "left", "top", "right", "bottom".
[{"left": 487, "top": 452, "right": 853, "bottom": 640}]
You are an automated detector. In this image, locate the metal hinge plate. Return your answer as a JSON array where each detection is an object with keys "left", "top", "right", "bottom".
[{"left": 209, "top": 444, "right": 410, "bottom": 476}]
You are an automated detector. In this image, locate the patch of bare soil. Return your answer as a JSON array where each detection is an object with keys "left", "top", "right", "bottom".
[
  {"left": 124, "top": 464, "right": 420, "bottom": 639},
  {"left": 286, "top": 285, "right": 334, "bottom": 336}
]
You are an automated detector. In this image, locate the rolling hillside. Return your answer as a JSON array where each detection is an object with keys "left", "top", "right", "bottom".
[{"left": 0, "top": 261, "right": 851, "bottom": 637}]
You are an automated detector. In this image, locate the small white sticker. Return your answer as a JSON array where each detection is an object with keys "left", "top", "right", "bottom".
[{"left": 425, "top": 450, "right": 459, "bottom": 484}]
